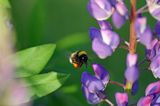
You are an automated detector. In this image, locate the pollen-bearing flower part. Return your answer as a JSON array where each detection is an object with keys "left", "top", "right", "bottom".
[
  {"left": 146, "top": 0, "right": 160, "bottom": 21},
  {"left": 81, "top": 63, "right": 110, "bottom": 105},
  {"left": 137, "top": 81, "right": 160, "bottom": 106},
  {"left": 90, "top": 21, "right": 120, "bottom": 59}
]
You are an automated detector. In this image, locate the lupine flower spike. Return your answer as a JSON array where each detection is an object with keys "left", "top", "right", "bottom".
[{"left": 82, "top": 0, "right": 160, "bottom": 105}]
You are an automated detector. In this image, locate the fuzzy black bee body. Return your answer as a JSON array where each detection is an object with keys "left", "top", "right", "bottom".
[{"left": 69, "top": 50, "right": 88, "bottom": 68}]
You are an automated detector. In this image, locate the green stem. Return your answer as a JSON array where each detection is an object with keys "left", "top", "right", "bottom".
[{"left": 137, "top": 4, "right": 148, "bottom": 14}]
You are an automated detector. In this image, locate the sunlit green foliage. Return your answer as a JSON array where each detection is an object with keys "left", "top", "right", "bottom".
[{"left": 15, "top": 44, "right": 69, "bottom": 103}]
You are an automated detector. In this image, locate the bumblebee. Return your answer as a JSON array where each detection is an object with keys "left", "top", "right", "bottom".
[{"left": 69, "top": 50, "right": 88, "bottom": 68}]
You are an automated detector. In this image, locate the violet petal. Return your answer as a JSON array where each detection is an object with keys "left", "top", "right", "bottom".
[
  {"left": 98, "top": 20, "right": 112, "bottom": 30},
  {"left": 101, "top": 29, "right": 120, "bottom": 50},
  {"left": 145, "top": 39, "right": 159, "bottom": 60},
  {"left": 126, "top": 53, "right": 138, "bottom": 67},
  {"left": 82, "top": 85, "right": 101, "bottom": 105},
  {"left": 81, "top": 72, "right": 105, "bottom": 93},
  {"left": 145, "top": 81, "right": 160, "bottom": 96},
  {"left": 135, "top": 17, "right": 147, "bottom": 38},
  {"left": 137, "top": 96, "right": 153, "bottom": 106},
  {"left": 115, "top": 92, "right": 128, "bottom": 106},
  {"left": 112, "top": 10, "right": 126, "bottom": 29},
  {"left": 89, "top": 27, "right": 102, "bottom": 41},
  {"left": 92, "top": 63, "right": 110, "bottom": 85},
  {"left": 154, "top": 21, "right": 160, "bottom": 37},
  {"left": 139, "top": 26, "right": 153, "bottom": 49},
  {"left": 151, "top": 93, "right": 160, "bottom": 105},
  {"left": 146, "top": 0, "right": 160, "bottom": 21},
  {"left": 131, "top": 80, "right": 138, "bottom": 95},
  {"left": 150, "top": 55, "right": 160, "bottom": 78},
  {"left": 92, "top": 38, "right": 113, "bottom": 59},
  {"left": 87, "top": 0, "right": 113, "bottom": 20},
  {"left": 115, "top": 1, "right": 128, "bottom": 17},
  {"left": 109, "top": 0, "right": 117, "bottom": 7},
  {"left": 125, "top": 66, "right": 139, "bottom": 83}
]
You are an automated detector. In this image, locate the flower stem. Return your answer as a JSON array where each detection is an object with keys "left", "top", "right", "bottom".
[
  {"left": 119, "top": 45, "right": 129, "bottom": 51},
  {"left": 104, "top": 98, "right": 114, "bottom": 106},
  {"left": 109, "top": 80, "right": 125, "bottom": 88},
  {"left": 129, "top": 0, "right": 137, "bottom": 54},
  {"left": 137, "top": 4, "right": 148, "bottom": 14}
]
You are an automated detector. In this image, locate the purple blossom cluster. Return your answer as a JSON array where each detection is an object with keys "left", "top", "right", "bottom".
[
  {"left": 81, "top": 64, "right": 110, "bottom": 104},
  {"left": 80, "top": 0, "right": 160, "bottom": 105}
]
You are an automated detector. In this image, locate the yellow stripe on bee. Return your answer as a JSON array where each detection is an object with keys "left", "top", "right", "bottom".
[{"left": 78, "top": 51, "right": 87, "bottom": 56}]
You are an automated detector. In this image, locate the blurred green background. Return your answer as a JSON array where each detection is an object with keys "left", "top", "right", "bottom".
[{"left": 9, "top": 0, "right": 158, "bottom": 106}]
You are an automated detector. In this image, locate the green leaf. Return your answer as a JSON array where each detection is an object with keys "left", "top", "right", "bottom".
[
  {"left": 0, "top": 0, "right": 10, "bottom": 8},
  {"left": 24, "top": 72, "right": 70, "bottom": 98},
  {"left": 15, "top": 44, "right": 56, "bottom": 77}
]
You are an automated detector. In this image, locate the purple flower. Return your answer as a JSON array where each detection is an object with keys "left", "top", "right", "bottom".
[
  {"left": 146, "top": 38, "right": 159, "bottom": 60},
  {"left": 145, "top": 38, "right": 160, "bottom": 78},
  {"left": 137, "top": 81, "right": 160, "bottom": 106},
  {"left": 87, "top": 0, "right": 114, "bottom": 20},
  {"left": 115, "top": 92, "right": 128, "bottom": 106},
  {"left": 124, "top": 53, "right": 139, "bottom": 95},
  {"left": 135, "top": 16, "right": 153, "bottom": 49},
  {"left": 112, "top": 10, "right": 126, "bottom": 29},
  {"left": 87, "top": 0, "right": 128, "bottom": 28},
  {"left": 90, "top": 21, "right": 120, "bottom": 59},
  {"left": 81, "top": 63, "right": 110, "bottom": 105},
  {"left": 146, "top": 0, "right": 160, "bottom": 21},
  {"left": 112, "top": 0, "right": 128, "bottom": 29},
  {"left": 150, "top": 55, "right": 160, "bottom": 78},
  {"left": 154, "top": 21, "right": 160, "bottom": 37},
  {"left": 135, "top": 17, "right": 147, "bottom": 37}
]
